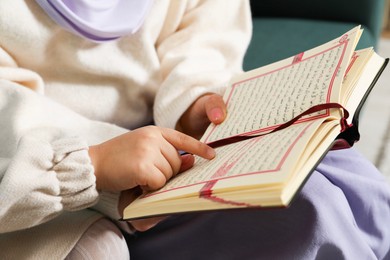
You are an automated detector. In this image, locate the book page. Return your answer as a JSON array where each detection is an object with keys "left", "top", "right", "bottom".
[
  {"left": 202, "top": 26, "right": 361, "bottom": 143},
  {"left": 134, "top": 119, "right": 325, "bottom": 203},
  {"left": 124, "top": 119, "right": 342, "bottom": 219},
  {"left": 341, "top": 48, "right": 373, "bottom": 104},
  {"left": 341, "top": 49, "right": 386, "bottom": 122}
]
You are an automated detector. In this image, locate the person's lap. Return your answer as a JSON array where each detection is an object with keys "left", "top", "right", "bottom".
[
  {"left": 66, "top": 218, "right": 129, "bottom": 260},
  {"left": 126, "top": 148, "right": 390, "bottom": 259}
]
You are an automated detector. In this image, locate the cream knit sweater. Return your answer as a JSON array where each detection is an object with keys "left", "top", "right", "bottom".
[{"left": 0, "top": 0, "right": 251, "bottom": 258}]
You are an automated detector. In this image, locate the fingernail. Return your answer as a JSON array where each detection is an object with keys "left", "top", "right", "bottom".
[
  {"left": 210, "top": 108, "right": 223, "bottom": 122},
  {"left": 207, "top": 147, "right": 216, "bottom": 159}
]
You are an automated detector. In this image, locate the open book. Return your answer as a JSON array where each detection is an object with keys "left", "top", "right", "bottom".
[{"left": 123, "top": 26, "right": 388, "bottom": 220}]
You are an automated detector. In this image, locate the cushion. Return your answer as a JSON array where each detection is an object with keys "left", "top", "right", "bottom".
[{"left": 244, "top": 18, "right": 375, "bottom": 71}]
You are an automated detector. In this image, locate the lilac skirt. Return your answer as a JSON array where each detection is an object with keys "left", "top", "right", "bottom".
[{"left": 127, "top": 148, "right": 390, "bottom": 259}]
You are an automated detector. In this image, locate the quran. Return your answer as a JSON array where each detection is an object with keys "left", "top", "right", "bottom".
[{"left": 123, "top": 26, "right": 388, "bottom": 220}]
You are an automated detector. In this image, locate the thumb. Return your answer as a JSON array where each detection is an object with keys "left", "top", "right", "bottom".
[
  {"left": 130, "top": 216, "right": 167, "bottom": 232},
  {"left": 205, "top": 94, "right": 227, "bottom": 125},
  {"left": 179, "top": 154, "right": 195, "bottom": 173}
]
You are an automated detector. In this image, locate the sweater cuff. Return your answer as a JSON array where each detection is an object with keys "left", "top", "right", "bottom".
[
  {"left": 92, "top": 192, "right": 136, "bottom": 234},
  {"left": 92, "top": 191, "right": 122, "bottom": 220},
  {"left": 51, "top": 137, "right": 99, "bottom": 211}
]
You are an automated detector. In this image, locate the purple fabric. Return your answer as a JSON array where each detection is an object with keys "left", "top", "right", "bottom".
[
  {"left": 35, "top": 0, "right": 153, "bottom": 42},
  {"left": 126, "top": 148, "right": 390, "bottom": 259}
]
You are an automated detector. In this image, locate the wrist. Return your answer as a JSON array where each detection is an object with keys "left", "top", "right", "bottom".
[{"left": 88, "top": 144, "right": 102, "bottom": 190}]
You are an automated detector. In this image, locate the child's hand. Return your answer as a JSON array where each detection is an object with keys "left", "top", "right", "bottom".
[
  {"left": 177, "top": 93, "right": 227, "bottom": 139},
  {"left": 89, "top": 126, "right": 215, "bottom": 192}
]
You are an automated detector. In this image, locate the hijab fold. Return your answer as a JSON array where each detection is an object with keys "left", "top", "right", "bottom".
[{"left": 36, "top": 0, "right": 153, "bottom": 42}]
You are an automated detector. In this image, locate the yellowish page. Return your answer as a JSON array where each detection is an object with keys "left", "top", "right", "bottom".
[
  {"left": 202, "top": 26, "right": 361, "bottom": 143},
  {"left": 128, "top": 119, "right": 325, "bottom": 205},
  {"left": 340, "top": 48, "right": 373, "bottom": 103},
  {"left": 341, "top": 49, "right": 386, "bottom": 122}
]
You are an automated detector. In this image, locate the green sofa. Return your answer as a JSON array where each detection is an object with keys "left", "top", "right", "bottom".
[{"left": 244, "top": 0, "right": 386, "bottom": 71}]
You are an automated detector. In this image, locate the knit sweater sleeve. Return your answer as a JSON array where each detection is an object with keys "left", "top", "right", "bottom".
[
  {"left": 0, "top": 55, "right": 127, "bottom": 232},
  {"left": 0, "top": 131, "right": 98, "bottom": 233},
  {"left": 153, "top": 0, "right": 252, "bottom": 129}
]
